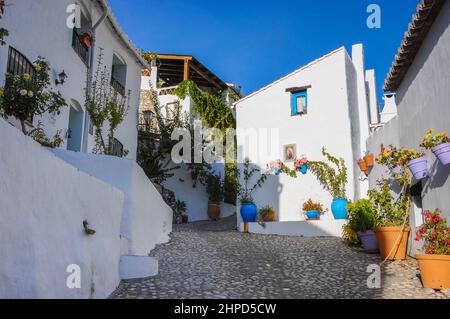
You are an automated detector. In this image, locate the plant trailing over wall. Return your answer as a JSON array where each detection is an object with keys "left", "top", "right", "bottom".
[
  {"left": 415, "top": 209, "right": 450, "bottom": 255},
  {"left": 86, "top": 50, "right": 130, "bottom": 157},
  {"left": 238, "top": 159, "right": 268, "bottom": 205},
  {"left": 308, "top": 148, "right": 348, "bottom": 199},
  {"left": 173, "top": 200, "right": 187, "bottom": 224},
  {"left": 175, "top": 80, "right": 239, "bottom": 202},
  {"left": 1, "top": 58, "right": 67, "bottom": 134},
  {"left": 175, "top": 80, "right": 235, "bottom": 132},
  {"left": 368, "top": 179, "right": 410, "bottom": 227}
]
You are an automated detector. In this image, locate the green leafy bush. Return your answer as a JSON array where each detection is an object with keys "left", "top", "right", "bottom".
[
  {"left": 347, "top": 199, "right": 376, "bottom": 232},
  {"left": 205, "top": 173, "right": 224, "bottom": 203},
  {"left": 368, "top": 179, "right": 409, "bottom": 227}
]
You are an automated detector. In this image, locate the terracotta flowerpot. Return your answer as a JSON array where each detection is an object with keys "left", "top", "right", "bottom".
[
  {"left": 417, "top": 254, "right": 450, "bottom": 289},
  {"left": 262, "top": 211, "right": 277, "bottom": 222},
  {"left": 374, "top": 226, "right": 410, "bottom": 260},
  {"left": 207, "top": 202, "right": 221, "bottom": 221},
  {"left": 80, "top": 33, "right": 92, "bottom": 49},
  {"left": 364, "top": 154, "right": 375, "bottom": 167},
  {"left": 358, "top": 160, "right": 368, "bottom": 176}
]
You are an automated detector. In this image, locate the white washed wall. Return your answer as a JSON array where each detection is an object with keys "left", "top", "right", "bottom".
[
  {"left": 0, "top": 119, "right": 124, "bottom": 299},
  {"left": 0, "top": 0, "right": 141, "bottom": 159},
  {"left": 50, "top": 149, "right": 173, "bottom": 255},
  {"left": 366, "top": 2, "right": 450, "bottom": 256},
  {"left": 236, "top": 48, "right": 362, "bottom": 224}
]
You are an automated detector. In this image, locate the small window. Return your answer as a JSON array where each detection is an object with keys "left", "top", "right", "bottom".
[{"left": 291, "top": 90, "right": 308, "bottom": 116}]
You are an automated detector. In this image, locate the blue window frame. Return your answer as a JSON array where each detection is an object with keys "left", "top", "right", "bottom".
[{"left": 291, "top": 90, "right": 308, "bottom": 116}]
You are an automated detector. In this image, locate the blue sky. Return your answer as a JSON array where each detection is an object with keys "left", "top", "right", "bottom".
[{"left": 109, "top": 0, "right": 418, "bottom": 101}]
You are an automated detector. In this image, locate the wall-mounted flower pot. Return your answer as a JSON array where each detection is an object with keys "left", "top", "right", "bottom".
[
  {"left": 417, "top": 254, "right": 450, "bottom": 289},
  {"left": 358, "top": 230, "right": 379, "bottom": 251},
  {"left": 358, "top": 160, "right": 368, "bottom": 176},
  {"left": 207, "top": 202, "right": 221, "bottom": 221},
  {"left": 331, "top": 198, "right": 348, "bottom": 219},
  {"left": 306, "top": 210, "right": 320, "bottom": 220},
  {"left": 273, "top": 168, "right": 281, "bottom": 175},
  {"left": 407, "top": 156, "right": 428, "bottom": 180},
  {"left": 364, "top": 154, "right": 375, "bottom": 167},
  {"left": 80, "top": 33, "right": 92, "bottom": 49},
  {"left": 240, "top": 203, "right": 258, "bottom": 223},
  {"left": 431, "top": 142, "right": 450, "bottom": 166},
  {"left": 373, "top": 226, "right": 410, "bottom": 260},
  {"left": 299, "top": 164, "right": 308, "bottom": 175}
]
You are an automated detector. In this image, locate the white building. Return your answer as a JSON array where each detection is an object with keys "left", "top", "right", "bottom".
[
  {"left": 0, "top": 0, "right": 150, "bottom": 159},
  {"left": 235, "top": 44, "right": 378, "bottom": 235},
  {"left": 140, "top": 54, "right": 241, "bottom": 222},
  {"left": 367, "top": 0, "right": 450, "bottom": 256}
]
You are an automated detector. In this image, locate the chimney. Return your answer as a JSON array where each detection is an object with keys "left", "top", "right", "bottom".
[{"left": 380, "top": 93, "right": 397, "bottom": 123}]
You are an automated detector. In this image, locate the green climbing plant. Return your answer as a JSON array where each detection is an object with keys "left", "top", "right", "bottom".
[
  {"left": 86, "top": 49, "right": 130, "bottom": 157},
  {"left": 0, "top": 2, "right": 8, "bottom": 46},
  {"left": 308, "top": 148, "right": 348, "bottom": 199}
]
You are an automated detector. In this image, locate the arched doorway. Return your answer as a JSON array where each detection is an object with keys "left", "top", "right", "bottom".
[{"left": 67, "top": 100, "right": 84, "bottom": 152}]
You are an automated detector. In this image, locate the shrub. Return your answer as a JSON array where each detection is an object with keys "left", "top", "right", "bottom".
[
  {"left": 415, "top": 209, "right": 450, "bottom": 255},
  {"left": 1, "top": 58, "right": 67, "bottom": 134},
  {"left": 347, "top": 199, "right": 377, "bottom": 232},
  {"left": 368, "top": 179, "right": 409, "bottom": 227},
  {"left": 205, "top": 173, "right": 224, "bottom": 203}
]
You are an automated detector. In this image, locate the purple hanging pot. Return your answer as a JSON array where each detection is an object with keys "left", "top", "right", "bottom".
[
  {"left": 407, "top": 156, "right": 428, "bottom": 180},
  {"left": 431, "top": 142, "right": 450, "bottom": 166}
]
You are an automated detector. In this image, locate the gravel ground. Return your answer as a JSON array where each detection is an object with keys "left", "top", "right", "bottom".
[{"left": 112, "top": 216, "right": 447, "bottom": 299}]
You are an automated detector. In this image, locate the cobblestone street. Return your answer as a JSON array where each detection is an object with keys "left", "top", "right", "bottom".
[{"left": 112, "top": 216, "right": 447, "bottom": 299}]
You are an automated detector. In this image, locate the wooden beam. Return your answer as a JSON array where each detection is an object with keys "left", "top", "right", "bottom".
[
  {"left": 156, "top": 54, "right": 193, "bottom": 61},
  {"left": 189, "top": 62, "right": 223, "bottom": 91},
  {"left": 183, "top": 58, "right": 190, "bottom": 81}
]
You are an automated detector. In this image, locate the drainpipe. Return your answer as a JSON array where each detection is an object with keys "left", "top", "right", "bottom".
[{"left": 81, "top": 4, "right": 109, "bottom": 153}]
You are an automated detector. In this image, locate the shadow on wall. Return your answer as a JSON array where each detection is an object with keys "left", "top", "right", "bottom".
[
  {"left": 236, "top": 162, "right": 281, "bottom": 226},
  {"left": 422, "top": 160, "right": 450, "bottom": 195}
]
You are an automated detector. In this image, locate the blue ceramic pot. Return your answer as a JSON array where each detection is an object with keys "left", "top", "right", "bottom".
[
  {"left": 299, "top": 164, "right": 308, "bottom": 175},
  {"left": 274, "top": 168, "right": 281, "bottom": 175},
  {"left": 306, "top": 210, "right": 319, "bottom": 219},
  {"left": 331, "top": 198, "right": 348, "bottom": 219},
  {"left": 240, "top": 203, "right": 258, "bottom": 223}
]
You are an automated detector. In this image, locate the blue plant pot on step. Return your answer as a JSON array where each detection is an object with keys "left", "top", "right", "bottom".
[
  {"left": 240, "top": 203, "right": 258, "bottom": 223},
  {"left": 306, "top": 210, "right": 319, "bottom": 219},
  {"left": 331, "top": 198, "right": 348, "bottom": 219}
]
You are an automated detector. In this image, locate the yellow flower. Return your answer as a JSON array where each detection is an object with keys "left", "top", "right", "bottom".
[
  {"left": 34, "top": 65, "right": 42, "bottom": 72},
  {"left": 23, "top": 73, "right": 30, "bottom": 81}
]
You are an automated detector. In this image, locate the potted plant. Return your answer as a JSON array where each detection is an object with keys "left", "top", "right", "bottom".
[
  {"left": 377, "top": 145, "right": 402, "bottom": 176},
  {"left": 302, "top": 199, "right": 326, "bottom": 220},
  {"left": 420, "top": 130, "right": 450, "bottom": 166},
  {"left": 259, "top": 206, "right": 277, "bottom": 222},
  {"left": 358, "top": 159, "right": 368, "bottom": 176},
  {"left": 369, "top": 179, "right": 411, "bottom": 260},
  {"left": 309, "top": 148, "right": 348, "bottom": 219},
  {"left": 347, "top": 199, "right": 378, "bottom": 251},
  {"left": 294, "top": 155, "right": 308, "bottom": 174},
  {"left": 174, "top": 200, "right": 188, "bottom": 224},
  {"left": 415, "top": 209, "right": 450, "bottom": 289},
  {"left": 238, "top": 159, "right": 268, "bottom": 223},
  {"left": 399, "top": 147, "right": 428, "bottom": 180},
  {"left": 205, "top": 173, "right": 224, "bottom": 221},
  {"left": 269, "top": 160, "right": 283, "bottom": 175}
]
